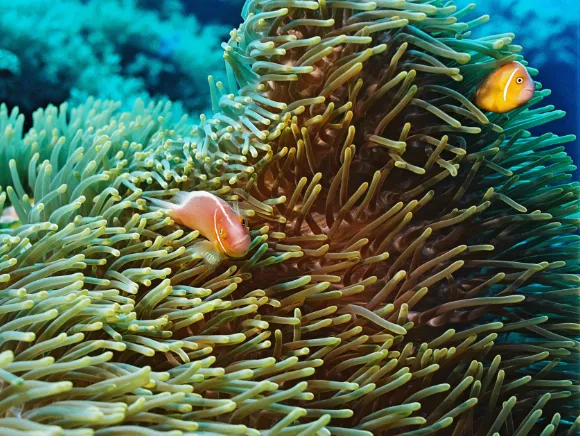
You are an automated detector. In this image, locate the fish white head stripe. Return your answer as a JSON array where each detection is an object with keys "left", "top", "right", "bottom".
[
  {"left": 196, "top": 191, "right": 237, "bottom": 229},
  {"left": 214, "top": 208, "right": 228, "bottom": 253},
  {"left": 503, "top": 66, "right": 519, "bottom": 102}
]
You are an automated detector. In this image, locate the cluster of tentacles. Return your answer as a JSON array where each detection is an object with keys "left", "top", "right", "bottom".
[{"left": 0, "top": 0, "right": 578, "bottom": 435}]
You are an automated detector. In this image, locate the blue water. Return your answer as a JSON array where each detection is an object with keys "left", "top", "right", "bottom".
[
  {"left": 448, "top": 0, "right": 580, "bottom": 179},
  {"left": 0, "top": 0, "right": 577, "bottom": 175},
  {"left": 195, "top": 0, "right": 580, "bottom": 179}
]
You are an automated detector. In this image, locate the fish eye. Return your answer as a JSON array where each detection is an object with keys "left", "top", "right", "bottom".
[
  {"left": 516, "top": 77, "right": 524, "bottom": 84},
  {"left": 219, "top": 228, "right": 224, "bottom": 236},
  {"left": 241, "top": 219, "right": 246, "bottom": 226}
]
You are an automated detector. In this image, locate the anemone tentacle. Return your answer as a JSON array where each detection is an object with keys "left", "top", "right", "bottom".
[{"left": 0, "top": 0, "right": 578, "bottom": 434}]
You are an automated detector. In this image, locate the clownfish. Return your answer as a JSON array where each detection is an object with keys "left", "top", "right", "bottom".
[
  {"left": 0, "top": 206, "right": 18, "bottom": 224},
  {"left": 0, "top": 198, "right": 35, "bottom": 227},
  {"left": 475, "top": 61, "right": 535, "bottom": 113},
  {"left": 147, "top": 191, "right": 251, "bottom": 261}
]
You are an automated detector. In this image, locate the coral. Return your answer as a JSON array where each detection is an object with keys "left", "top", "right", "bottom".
[
  {"left": 0, "top": 49, "right": 20, "bottom": 78},
  {"left": 0, "top": 0, "right": 579, "bottom": 435},
  {"left": 0, "top": 0, "right": 228, "bottom": 116}
]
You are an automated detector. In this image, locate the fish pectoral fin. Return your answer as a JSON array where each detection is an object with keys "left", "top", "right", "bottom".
[
  {"left": 477, "top": 94, "right": 496, "bottom": 112},
  {"left": 193, "top": 240, "right": 225, "bottom": 269}
]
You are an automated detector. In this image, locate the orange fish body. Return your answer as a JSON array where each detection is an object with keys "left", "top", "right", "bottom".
[
  {"left": 148, "top": 191, "right": 251, "bottom": 259},
  {"left": 475, "top": 61, "right": 535, "bottom": 113}
]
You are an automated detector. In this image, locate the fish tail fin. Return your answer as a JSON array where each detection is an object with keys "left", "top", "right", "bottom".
[
  {"left": 8, "top": 404, "right": 23, "bottom": 418},
  {"left": 144, "top": 196, "right": 176, "bottom": 211}
]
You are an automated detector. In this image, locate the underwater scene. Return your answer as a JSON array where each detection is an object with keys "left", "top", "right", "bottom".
[{"left": 0, "top": 0, "right": 579, "bottom": 434}]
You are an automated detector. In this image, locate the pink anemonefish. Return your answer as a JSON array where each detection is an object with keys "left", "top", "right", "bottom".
[
  {"left": 147, "top": 191, "right": 251, "bottom": 259},
  {"left": 0, "top": 206, "right": 18, "bottom": 224},
  {"left": 475, "top": 61, "right": 535, "bottom": 113}
]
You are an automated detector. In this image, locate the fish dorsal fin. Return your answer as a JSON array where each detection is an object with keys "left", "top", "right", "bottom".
[{"left": 230, "top": 199, "right": 241, "bottom": 216}]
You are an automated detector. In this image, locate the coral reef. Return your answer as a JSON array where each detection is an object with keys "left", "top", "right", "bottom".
[
  {"left": 0, "top": 0, "right": 579, "bottom": 435},
  {"left": 0, "top": 0, "right": 228, "bottom": 116}
]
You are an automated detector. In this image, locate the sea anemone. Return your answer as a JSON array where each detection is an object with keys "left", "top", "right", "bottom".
[{"left": 0, "top": 0, "right": 578, "bottom": 435}]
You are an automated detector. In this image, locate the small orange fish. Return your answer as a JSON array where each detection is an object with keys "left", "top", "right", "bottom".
[
  {"left": 475, "top": 61, "right": 535, "bottom": 113},
  {"left": 148, "top": 191, "right": 251, "bottom": 260}
]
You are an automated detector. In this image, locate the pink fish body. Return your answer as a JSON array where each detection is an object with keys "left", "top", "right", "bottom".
[
  {"left": 0, "top": 206, "right": 19, "bottom": 223},
  {"left": 149, "top": 191, "right": 251, "bottom": 258}
]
